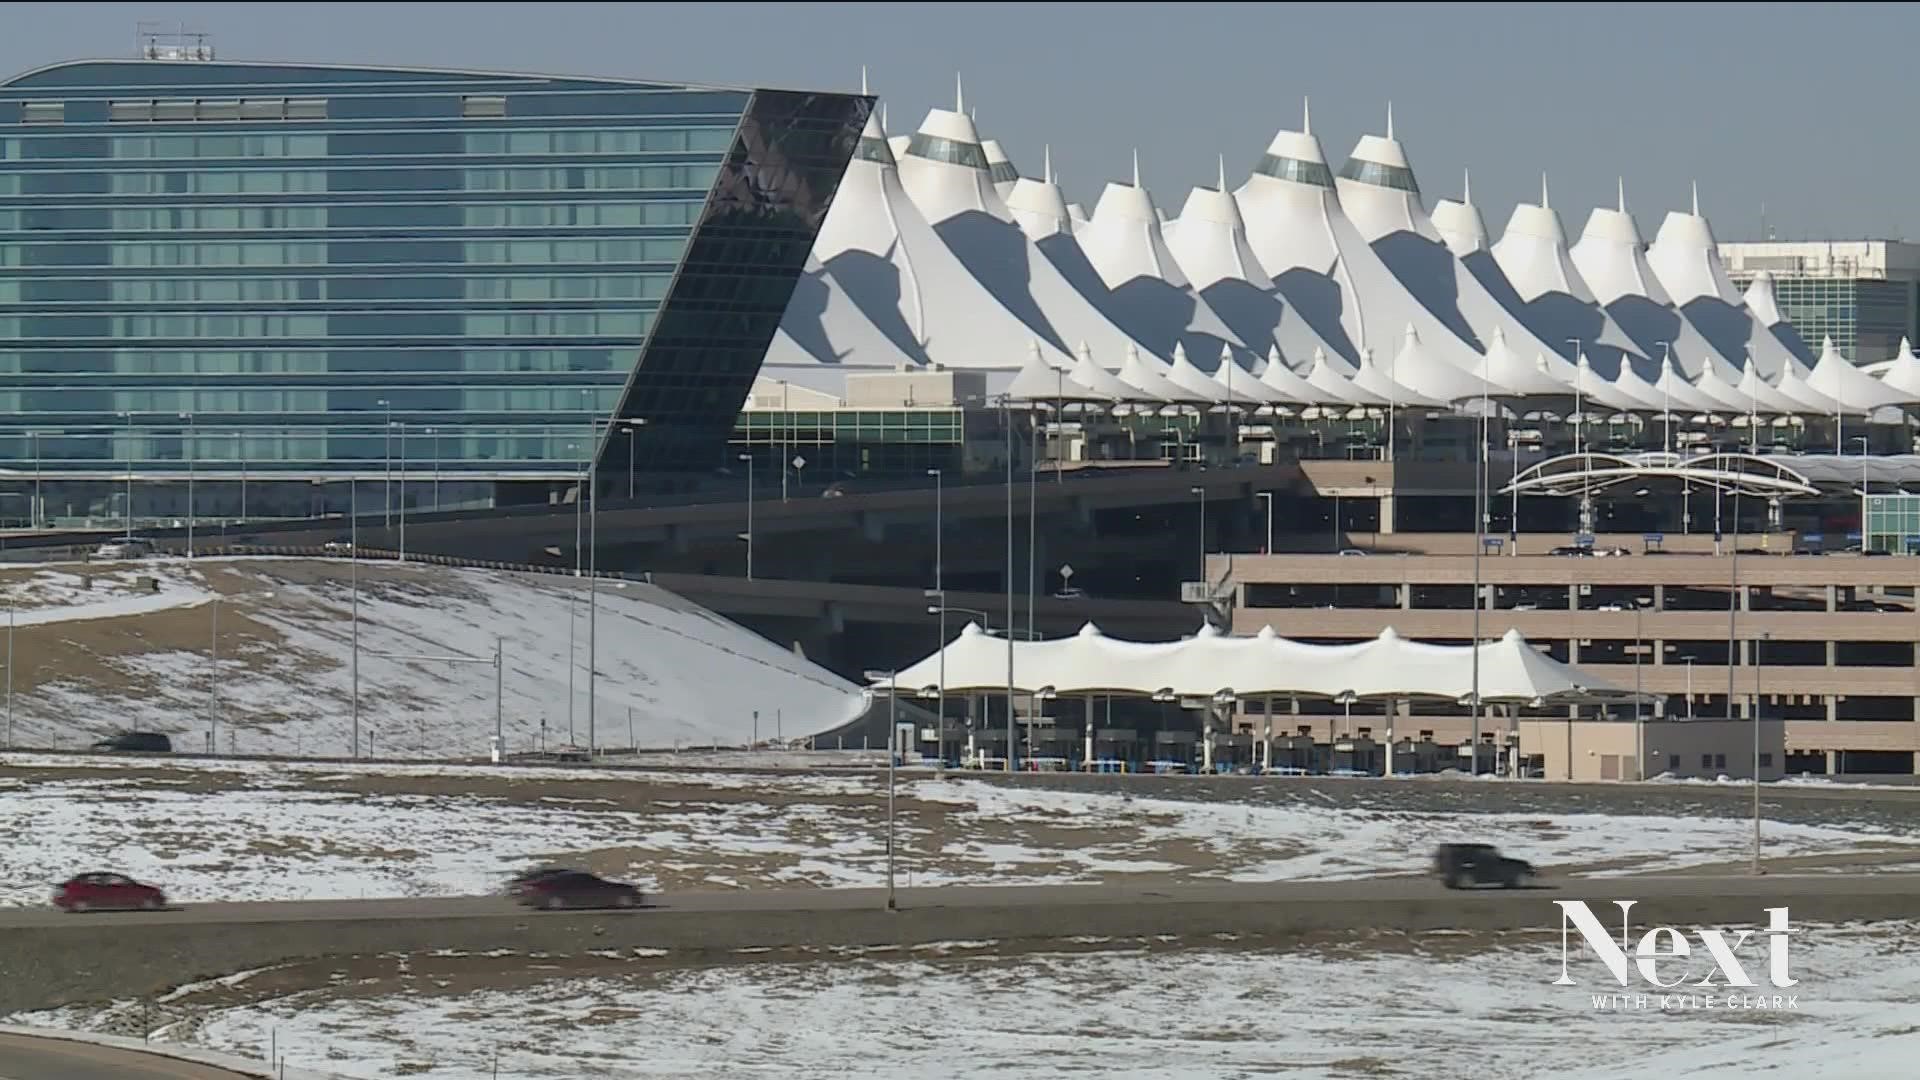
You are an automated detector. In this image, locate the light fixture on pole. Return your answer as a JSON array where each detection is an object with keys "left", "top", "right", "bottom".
[
  {"left": 350, "top": 473, "right": 360, "bottom": 758},
  {"left": 584, "top": 415, "right": 643, "bottom": 762},
  {"left": 377, "top": 398, "right": 392, "bottom": 530},
  {"left": 1753, "top": 630, "right": 1768, "bottom": 875},
  {"left": 1255, "top": 491, "right": 1274, "bottom": 554},
  {"left": 1002, "top": 396, "right": 1015, "bottom": 774},
  {"left": 396, "top": 419, "right": 408, "bottom": 563},
  {"left": 1190, "top": 485, "right": 1207, "bottom": 585},
  {"left": 862, "top": 667, "right": 900, "bottom": 912},
  {"left": 119, "top": 410, "right": 135, "bottom": 540}
]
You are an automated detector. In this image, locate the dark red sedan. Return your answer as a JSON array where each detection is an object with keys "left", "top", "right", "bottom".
[
  {"left": 515, "top": 870, "right": 643, "bottom": 911},
  {"left": 53, "top": 872, "right": 168, "bottom": 913}
]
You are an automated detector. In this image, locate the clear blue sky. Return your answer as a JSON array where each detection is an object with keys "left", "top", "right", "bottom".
[{"left": 2, "top": 2, "right": 1907, "bottom": 241}]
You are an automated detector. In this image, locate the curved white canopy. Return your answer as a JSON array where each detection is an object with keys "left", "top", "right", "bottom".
[
  {"left": 1609, "top": 359, "right": 1672, "bottom": 413},
  {"left": 1307, "top": 347, "right": 1390, "bottom": 407},
  {"left": 1879, "top": 338, "right": 1920, "bottom": 398},
  {"left": 1692, "top": 361, "right": 1757, "bottom": 413},
  {"left": 1162, "top": 342, "right": 1232, "bottom": 404},
  {"left": 1738, "top": 359, "right": 1817, "bottom": 416},
  {"left": 1569, "top": 191, "right": 1745, "bottom": 383},
  {"left": 1069, "top": 341, "right": 1146, "bottom": 402},
  {"left": 1209, "top": 342, "right": 1292, "bottom": 406},
  {"left": 1807, "top": 336, "right": 1918, "bottom": 410},
  {"left": 1573, "top": 354, "right": 1661, "bottom": 414},
  {"left": 1489, "top": 185, "right": 1646, "bottom": 371},
  {"left": 1775, "top": 360, "right": 1847, "bottom": 416},
  {"left": 1118, "top": 343, "right": 1207, "bottom": 404},
  {"left": 1430, "top": 175, "right": 1488, "bottom": 256},
  {"left": 1476, "top": 326, "right": 1569, "bottom": 397},
  {"left": 889, "top": 622, "right": 1629, "bottom": 703},
  {"left": 1351, "top": 347, "right": 1446, "bottom": 409},
  {"left": 1742, "top": 270, "right": 1816, "bottom": 368},
  {"left": 1644, "top": 191, "right": 1803, "bottom": 381},
  {"left": 1390, "top": 324, "right": 1492, "bottom": 404},
  {"left": 1006, "top": 342, "right": 1103, "bottom": 404},
  {"left": 1650, "top": 355, "right": 1727, "bottom": 415}
]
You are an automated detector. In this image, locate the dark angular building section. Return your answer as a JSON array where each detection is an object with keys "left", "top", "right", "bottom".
[
  {"left": 0, "top": 56, "right": 868, "bottom": 525},
  {"left": 604, "top": 90, "right": 870, "bottom": 483}
]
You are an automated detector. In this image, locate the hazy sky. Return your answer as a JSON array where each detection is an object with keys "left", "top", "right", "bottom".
[{"left": 3, "top": 2, "right": 1909, "bottom": 241}]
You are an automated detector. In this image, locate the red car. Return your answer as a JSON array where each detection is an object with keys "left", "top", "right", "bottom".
[
  {"left": 515, "top": 870, "right": 643, "bottom": 911},
  {"left": 54, "top": 872, "right": 168, "bottom": 913}
]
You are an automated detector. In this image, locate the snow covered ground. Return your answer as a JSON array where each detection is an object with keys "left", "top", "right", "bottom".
[
  {"left": 17, "top": 922, "right": 1917, "bottom": 1080},
  {"left": 2, "top": 755, "right": 1915, "bottom": 906},
  {"left": 0, "top": 557, "right": 867, "bottom": 755}
]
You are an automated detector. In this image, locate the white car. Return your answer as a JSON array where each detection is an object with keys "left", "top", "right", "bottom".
[{"left": 92, "top": 538, "right": 155, "bottom": 560}]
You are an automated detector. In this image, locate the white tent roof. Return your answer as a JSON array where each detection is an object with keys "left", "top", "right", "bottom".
[
  {"left": 1489, "top": 182, "right": 1646, "bottom": 370},
  {"left": 896, "top": 107, "right": 1166, "bottom": 366},
  {"left": 1351, "top": 347, "right": 1447, "bottom": 409},
  {"left": 773, "top": 254, "right": 929, "bottom": 373},
  {"left": 1164, "top": 176, "right": 1353, "bottom": 369},
  {"left": 1307, "top": 347, "right": 1390, "bottom": 406},
  {"left": 889, "top": 622, "right": 1630, "bottom": 703},
  {"left": 1774, "top": 359, "right": 1846, "bottom": 415},
  {"left": 1234, "top": 113, "right": 1481, "bottom": 372},
  {"left": 1006, "top": 342, "right": 1103, "bottom": 404},
  {"left": 1162, "top": 342, "right": 1232, "bottom": 404},
  {"left": 1742, "top": 270, "right": 1816, "bottom": 368},
  {"left": 1069, "top": 341, "right": 1147, "bottom": 402},
  {"left": 1644, "top": 190, "right": 1803, "bottom": 381},
  {"left": 1807, "top": 336, "right": 1917, "bottom": 410},
  {"left": 1568, "top": 192, "right": 1745, "bottom": 383},
  {"left": 801, "top": 108, "right": 1072, "bottom": 371},
  {"left": 1076, "top": 162, "right": 1250, "bottom": 365},
  {"left": 1390, "top": 324, "right": 1494, "bottom": 404},
  {"left": 1573, "top": 354, "right": 1661, "bottom": 413},
  {"left": 1879, "top": 338, "right": 1920, "bottom": 398},
  {"left": 982, "top": 137, "right": 1019, "bottom": 199},
  {"left": 1258, "top": 345, "right": 1336, "bottom": 406},
  {"left": 1429, "top": 171, "right": 1488, "bottom": 256},
  {"left": 1476, "top": 325, "right": 1569, "bottom": 397},
  {"left": 1737, "top": 359, "right": 1817, "bottom": 416},
  {"left": 1692, "top": 360, "right": 1756, "bottom": 413},
  {"left": 1208, "top": 342, "right": 1292, "bottom": 406},
  {"left": 1650, "top": 354, "right": 1728, "bottom": 414},
  {"left": 1609, "top": 358, "right": 1671, "bottom": 412},
  {"left": 1332, "top": 127, "right": 1581, "bottom": 387},
  {"left": 1005, "top": 173, "right": 1073, "bottom": 241},
  {"left": 1118, "top": 343, "right": 1209, "bottom": 404}
]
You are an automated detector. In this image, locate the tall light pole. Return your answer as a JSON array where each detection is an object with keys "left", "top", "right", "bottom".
[
  {"left": 929, "top": 467, "right": 945, "bottom": 765},
  {"left": 1854, "top": 435, "right": 1871, "bottom": 553},
  {"left": 426, "top": 426, "right": 440, "bottom": 512},
  {"left": 1027, "top": 412, "right": 1038, "bottom": 643},
  {"left": 1002, "top": 397, "right": 1016, "bottom": 773},
  {"left": 396, "top": 420, "right": 408, "bottom": 563},
  {"left": 1469, "top": 347, "right": 1489, "bottom": 775},
  {"left": 585, "top": 416, "right": 642, "bottom": 760},
  {"left": 568, "top": 438, "right": 582, "bottom": 747},
  {"left": 350, "top": 474, "right": 360, "bottom": 758},
  {"left": 377, "top": 399, "right": 392, "bottom": 530},
  {"left": 1190, "top": 485, "right": 1207, "bottom": 585},
  {"left": 120, "top": 410, "right": 135, "bottom": 539},
  {"left": 738, "top": 452, "right": 755, "bottom": 579},
  {"left": 1256, "top": 491, "right": 1274, "bottom": 554},
  {"left": 1753, "top": 630, "right": 1768, "bottom": 874},
  {"left": 28, "top": 431, "right": 40, "bottom": 531},
  {"left": 862, "top": 668, "right": 901, "bottom": 911},
  {"left": 179, "top": 412, "right": 195, "bottom": 558}
]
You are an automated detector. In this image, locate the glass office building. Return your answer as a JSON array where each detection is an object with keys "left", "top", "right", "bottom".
[{"left": 0, "top": 57, "right": 868, "bottom": 526}]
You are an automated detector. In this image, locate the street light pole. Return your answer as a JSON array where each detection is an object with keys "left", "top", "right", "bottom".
[
  {"left": 210, "top": 595, "right": 221, "bottom": 751},
  {"left": 181, "top": 412, "right": 195, "bottom": 558},
  {"left": 397, "top": 420, "right": 408, "bottom": 564},
  {"left": 350, "top": 475, "right": 360, "bottom": 758},
  {"left": 930, "top": 467, "right": 945, "bottom": 766},
  {"left": 1191, "top": 485, "right": 1207, "bottom": 585},
  {"left": 864, "top": 667, "right": 900, "bottom": 911},
  {"left": 587, "top": 421, "right": 598, "bottom": 758},
  {"left": 122, "top": 410, "right": 135, "bottom": 539},
  {"left": 1256, "top": 491, "right": 1273, "bottom": 554},
  {"left": 378, "top": 399, "right": 391, "bottom": 530},
  {"left": 1470, "top": 352, "right": 1488, "bottom": 775},
  {"left": 1003, "top": 397, "right": 1016, "bottom": 773},
  {"left": 1753, "top": 630, "right": 1767, "bottom": 874},
  {"left": 738, "top": 453, "right": 754, "bottom": 580}
]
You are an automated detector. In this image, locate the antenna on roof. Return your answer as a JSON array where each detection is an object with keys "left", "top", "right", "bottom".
[
  {"left": 1462, "top": 167, "right": 1471, "bottom": 204},
  {"left": 955, "top": 73, "right": 964, "bottom": 114},
  {"left": 1131, "top": 148, "right": 1140, "bottom": 188},
  {"left": 1302, "top": 96, "right": 1311, "bottom": 135},
  {"left": 1217, "top": 153, "right": 1227, "bottom": 192},
  {"left": 1385, "top": 100, "right": 1394, "bottom": 140},
  {"left": 860, "top": 65, "right": 868, "bottom": 95},
  {"left": 1540, "top": 171, "right": 1549, "bottom": 209},
  {"left": 1044, "top": 144, "right": 1053, "bottom": 185},
  {"left": 1617, "top": 176, "right": 1626, "bottom": 213},
  {"left": 880, "top": 102, "right": 888, "bottom": 130},
  {"left": 1691, "top": 179, "right": 1700, "bottom": 216}
]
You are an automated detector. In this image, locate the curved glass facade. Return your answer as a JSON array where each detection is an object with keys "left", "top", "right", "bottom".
[{"left": 0, "top": 59, "right": 869, "bottom": 524}]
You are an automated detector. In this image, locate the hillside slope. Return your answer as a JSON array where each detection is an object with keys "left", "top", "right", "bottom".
[{"left": 0, "top": 557, "right": 867, "bottom": 756}]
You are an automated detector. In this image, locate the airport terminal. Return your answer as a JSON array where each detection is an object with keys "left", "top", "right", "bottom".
[{"left": 6, "top": 44, "right": 1920, "bottom": 778}]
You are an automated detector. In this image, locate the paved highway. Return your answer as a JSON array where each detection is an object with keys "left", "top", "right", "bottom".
[
  {"left": 0, "top": 1033, "right": 259, "bottom": 1079},
  {"left": 1, "top": 872, "right": 1913, "bottom": 931}
]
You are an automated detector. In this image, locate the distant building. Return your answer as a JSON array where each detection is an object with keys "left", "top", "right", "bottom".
[{"left": 1719, "top": 240, "right": 1920, "bottom": 364}]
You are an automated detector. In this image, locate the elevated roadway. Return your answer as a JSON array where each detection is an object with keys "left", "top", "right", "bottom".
[
  {"left": 0, "top": 1031, "right": 275, "bottom": 1079},
  {"left": 2, "top": 875, "right": 1914, "bottom": 1016}
]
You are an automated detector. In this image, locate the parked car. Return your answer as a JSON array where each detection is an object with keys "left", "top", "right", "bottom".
[
  {"left": 322, "top": 537, "right": 355, "bottom": 553},
  {"left": 1337, "top": 548, "right": 1369, "bottom": 557},
  {"left": 1432, "top": 843, "right": 1536, "bottom": 889},
  {"left": 514, "top": 870, "right": 644, "bottom": 911},
  {"left": 90, "top": 731, "right": 173, "bottom": 754},
  {"left": 53, "top": 872, "right": 168, "bottom": 913},
  {"left": 92, "top": 538, "right": 156, "bottom": 560}
]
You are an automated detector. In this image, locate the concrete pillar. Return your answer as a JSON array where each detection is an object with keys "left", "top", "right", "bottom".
[
  {"left": 1825, "top": 585, "right": 1838, "bottom": 611},
  {"left": 1399, "top": 583, "right": 1411, "bottom": 610},
  {"left": 967, "top": 693, "right": 978, "bottom": 766},
  {"left": 1652, "top": 585, "right": 1666, "bottom": 611},
  {"left": 1378, "top": 495, "right": 1396, "bottom": 534},
  {"left": 1201, "top": 708, "right": 1215, "bottom": 773},
  {"left": 1384, "top": 696, "right": 1395, "bottom": 777},
  {"left": 1653, "top": 640, "right": 1666, "bottom": 665},
  {"left": 1826, "top": 748, "right": 1838, "bottom": 775},
  {"left": 1262, "top": 694, "right": 1273, "bottom": 771}
]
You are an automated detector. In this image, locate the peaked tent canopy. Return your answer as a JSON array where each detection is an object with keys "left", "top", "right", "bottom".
[
  {"left": 1878, "top": 338, "right": 1920, "bottom": 398},
  {"left": 1807, "top": 336, "right": 1918, "bottom": 410},
  {"left": 886, "top": 622, "right": 1633, "bottom": 704}
]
